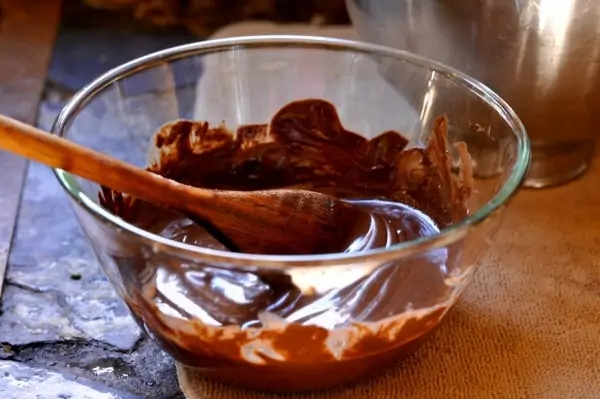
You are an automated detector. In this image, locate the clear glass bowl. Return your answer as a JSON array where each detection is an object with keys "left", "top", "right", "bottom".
[{"left": 51, "top": 36, "right": 530, "bottom": 392}]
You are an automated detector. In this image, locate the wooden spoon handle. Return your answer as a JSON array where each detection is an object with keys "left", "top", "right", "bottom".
[{"left": 0, "top": 115, "right": 199, "bottom": 209}]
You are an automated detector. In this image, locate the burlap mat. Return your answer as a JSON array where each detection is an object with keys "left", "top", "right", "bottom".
[{"left": 177, "top": 23, "right": 600, "bottom": 399}]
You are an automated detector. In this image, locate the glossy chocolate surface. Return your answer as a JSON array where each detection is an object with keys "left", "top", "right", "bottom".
[{"left": 100, "top": 99, "right": 472, "bottom": 391}]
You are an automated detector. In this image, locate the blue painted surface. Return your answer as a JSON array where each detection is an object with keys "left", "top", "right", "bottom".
[
  {"left": 1, "top": 9, "right": 202, "bottom": 398},
  {"left": 48, "top": 27, "right": 204, "bottom": 92}
]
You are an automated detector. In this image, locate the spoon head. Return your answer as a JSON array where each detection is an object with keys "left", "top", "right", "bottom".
[{"left": 189, "top": 189, "right": 370, "bottom": 256}]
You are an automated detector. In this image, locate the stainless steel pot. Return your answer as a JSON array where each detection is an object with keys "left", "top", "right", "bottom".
[{"left": 347, "top": 0, "right": 600, "bottom": 187}]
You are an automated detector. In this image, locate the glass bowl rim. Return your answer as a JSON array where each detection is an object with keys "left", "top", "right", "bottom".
[{"left": 51, "top": 35, "right": 530, "bottom": 268}]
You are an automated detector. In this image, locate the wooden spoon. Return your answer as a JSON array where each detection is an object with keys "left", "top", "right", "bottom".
[{"left": 0, "top": 115, "right": 371, "bottom": 255}]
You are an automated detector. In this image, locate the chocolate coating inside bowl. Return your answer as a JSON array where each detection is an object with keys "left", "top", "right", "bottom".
[
  {"left": 101, "top": 99, "right": 471, "bottom": 254},
  {"left": 99, "top": 99, "right": 472, "bottom": 391}
]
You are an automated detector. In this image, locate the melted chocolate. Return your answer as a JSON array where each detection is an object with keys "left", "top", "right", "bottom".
[
  {"left": 101, "top": 99, "right": 470, "bottom": 254},
  {"left": 100, "top": 99, "right": 472, "bottom": 391}
]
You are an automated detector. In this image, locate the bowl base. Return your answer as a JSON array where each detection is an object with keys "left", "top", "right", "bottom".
[
  {"left": 175, "top": 327, "right": 440, "bottom": 394},
  {"left": 524, "top": 141, "right": 595, "bottom": 188}
]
